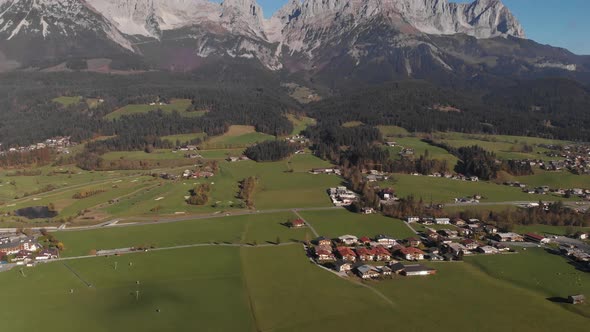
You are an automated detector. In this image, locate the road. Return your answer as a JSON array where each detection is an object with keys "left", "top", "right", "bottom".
[{"left": 292, "top": 209, "right": 319, "bottom": 237}]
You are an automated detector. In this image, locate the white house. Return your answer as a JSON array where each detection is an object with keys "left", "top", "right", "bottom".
[{"left": 338, "top": 235, "right": 359, "bottom": 246}]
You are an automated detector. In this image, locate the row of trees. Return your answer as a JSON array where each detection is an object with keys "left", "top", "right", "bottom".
[{"left": 237, "top": 177, "right": 258, "bottom": 209}]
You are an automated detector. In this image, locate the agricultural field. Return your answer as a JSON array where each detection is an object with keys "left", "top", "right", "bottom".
[
  {"left": 299, "top": 209, "right": 415, "bottom": 239},
  {"left": 377, "top": 125, "right": 411, "bottom": 138},
  {"left": 0, "top": 247, "right": 255, "bottom": 332},
  {"left": 517, "top": 170, "right": 590, "bottom": 189},
  {"left": 200, "top": 125, "right": 275, "bottom": 149},
  {"left": 105, "top": 99, "right": 203, "bottom": 120},
  {"left": 432, "top": 132, "right": 568, "bottom": 161},
  {"left": 386, "top": 137, "right": 458, "bottom": 164},
  {"left": 101, "top": 150, "right": 186, "bottom": 161},
  {"left": 160, "top": 133, "right": 207, "bottom": 145},
  {"left": 467, "top": 248, "right": 590, "bottom": 318},
  {"left": 55, "top": 212, "right": 309, "bottom": 257},
  {"left": 1, "top": 244, "right": 587, "bottom": 332},
  {"left": 342, "top": 121, "right": 364, "bottom": 128},
  {"left": 389, "top": 174, "right": 554, "bottom": 203}
]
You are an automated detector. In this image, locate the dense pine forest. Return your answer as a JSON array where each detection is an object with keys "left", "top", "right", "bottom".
[{"left": 1, "top": 71, "right": 590, "bottom": 153}]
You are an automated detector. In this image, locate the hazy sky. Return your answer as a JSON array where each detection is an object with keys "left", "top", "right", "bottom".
[{"left": 247, "top": 0, "right": 590, "bottom": 55}]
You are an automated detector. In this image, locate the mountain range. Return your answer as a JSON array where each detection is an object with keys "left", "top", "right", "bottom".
[{"left": 0, "top": 0, "right": 588, "bottom": 86}]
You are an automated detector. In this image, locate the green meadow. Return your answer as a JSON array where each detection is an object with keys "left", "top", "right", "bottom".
[
  {"left": 105, "top": 99, "right": 203, "bottom": 120},
  {"left": 201, "top": 125, "right": 275, "bottom": 149},
  {"left": 389, "top": 173, "right": 553, "bottom": 203},
  {"left": 1, "top": 244, "right": 587, "bottom": 332},
  {"left": 299, "top": 209, "right": 415, "bottom": 239},
  {"left": 55, "top": 212, "right": 310, "bottom": 257}
]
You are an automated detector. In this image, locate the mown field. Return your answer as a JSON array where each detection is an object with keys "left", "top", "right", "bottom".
[
  {"left": 1, "top": 244, "right": 587, "bottom": 332},
  {"left": 105, "top": 99, "right": 204, "bottom": 120},
  {"left": 160, "top": 133, "right": 207, "bottom": 145},
  {"left": 433, "top": 132, "right": 568, "bottom": 161},
  {"left": 299, "top": 209, "right": 415, "bottom": 239},
  {"left": 200, "top": 125, "right": 275, "bottom": 149},
  {"left": 55, "top": 212, "right": 311, "bottom": 257},
  {"left": 386, "top": 136, "right": 459, "bottom": 164},
  {"left": 389, "top": 173, "right": 555, "bottom": 203}
]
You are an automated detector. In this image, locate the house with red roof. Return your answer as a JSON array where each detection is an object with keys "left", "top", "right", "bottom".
[
  {"left": 359, "top": 236, "right": 371, "bottom": 244},
  {"left": 290, "top": 219, "right": 306, "bottom": 228},
  {"left": 336, "top": 247, "right": 357, "bottom": 262},
  {"left": 373, "top": 246, "right": 392, "bottom": 261},
  {"left": 356, "top": 247, "right": 376, "bottom": 261},
  {"left": 315, "top": 248, "right": 335, "bottom": 262},
  {"left": 398, "top": 247, "right": 425, "bottom": 261}
]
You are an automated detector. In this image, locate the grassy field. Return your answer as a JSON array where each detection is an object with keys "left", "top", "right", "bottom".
[
  {"left": 1, "top": 242, "right": 588, "bottom": 331},
  {"left": 53, "top": 96, "right": 82, "bottom": 107},
  {"left": 55, "top": 212, "right": 311, "bottom": 257},
  {"left": 467, "top": 248, "right": 590, "bottom": 318},
  {"left": 342, "top": 121, "right": 364, "bottom": 128},
  {"left": 387, "top": 137, "right": 459, "bottom": 164},
  {"left": 389, "top": 173, "right": 561, "bottom": 203},
  {"left": 105, "top": 99, "right": 203, "bottom": 120},
  {"left": 0, "top": 247, "right": 255, "bottom": 332},
  {"left": 287, "top": 114, "right": 316, "bottom": 136},
  {"left": 299, "top": 209, "right": 415, "bottom": 239},
  {"left": 101, "top": 150, "right": 186, "bottom": 161},
  {"left": 433, "top": 132, "right": 568, "bottom": 161},
  {"left": 201, "top": 126, "right": 275, "bottom": 149},
  {"left": 377, "top": 125, "right": 411, "bottom": 138},
  {"left": 160, "top": 133, "right": 207, "bottom": 145},
  {"left": 517, "top": 170, "right": 590, "bottom": 189}
]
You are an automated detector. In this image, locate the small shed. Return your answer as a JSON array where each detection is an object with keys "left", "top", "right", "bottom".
[{"left": 568, "top": 295, "right": 586, "bottom": 305}]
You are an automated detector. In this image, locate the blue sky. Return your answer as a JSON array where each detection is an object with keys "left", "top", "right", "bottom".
[{"left": 250, "top": 0, "right": 590, "bottom": 55}]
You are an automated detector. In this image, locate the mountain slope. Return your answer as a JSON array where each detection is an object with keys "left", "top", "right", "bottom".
[{"left": 0, "top": 0, "right": 137, "bottom": 67}]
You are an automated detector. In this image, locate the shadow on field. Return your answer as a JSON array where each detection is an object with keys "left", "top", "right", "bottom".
[{"left": 547, "top": 297, "right": 569, "bottom": 304}]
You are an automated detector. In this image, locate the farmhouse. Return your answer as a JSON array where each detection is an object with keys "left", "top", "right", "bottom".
[
  {"left": 36, "top": 248, "right": 59, "bottom": 260},
  {"left": 568, "top": 295, "right": 586, "bottom": 305},
  {"left": 373, "top": 246, "right": 392, "bottom": 261},
  {"left": 494, "top": 233, "right": 524, "bottom": 242},
  {"left": 314, "top": 237, "right": 332, "bottom": 247},
  {"left": 315, "top": 248, "right": 335, "bottom": 262},
  {"left": 402, "top": 264, "right": 437, "bottom": 276},
  {"left": 435, "top": 218, "right": 451, "bottom": 225},
  {"left": 355, "top": 265, "right": 380, "bottom": 279},
  {"left": 334, "top": 260, "right": 352, "bottom": 272},
  {"left": 477, "top": 246, "right": 499, "bottom": 255},
  {"left": 375, "top": 234, "right": 397, "bottom": 247},
  {"left": 338, "top": 235, "right": 359, "bottom": 245},
  {"left": 336, "top": 247, "right": 357, "bottom": 262},
  {"left": 406, "top": 217, "right": 420, "bottom": 223},
  {"left": 460, "top": 239, "right": 479, "bottom": 250},
  {"left": 405, "top": 237, "right": 422, "bottom": 248},
  {"left": 399, "top": 247, "right": 425, "bottom": 261},
  {"left": 290, "top": 219, "right": 306, "bottom": 228},
  {"left": 356, "top": 248, "right": 376, "bottom": 261},
  {"left": 525, "top": 233, "right": 550, "bottom": 244},
  {"left": 446, "top": 242, "right": 469, "bottom": 256}
]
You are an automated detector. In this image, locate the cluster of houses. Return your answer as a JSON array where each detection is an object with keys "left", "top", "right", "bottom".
[
  {"left": 285, "top": 135, "right": 309, "bottom": 145},
  {"left": 327, "top": 187, "right": 359, "bottom": 207},
  {"left": 0, "top": 136, "right": 75, "bottom": 155},
  {"left": 409, "top": 172, "right": 479, "bottom": 182},
  {"left": 182, "top": 167, "right": 215, "bottom": 179},
  {"left": 309, "top": 234, "right": 437, "bottom": 279},
  {"left": 515, "top": 183, "right": 590, "bottom": 200},
  {"left": 0, "top": 234, "right": 59, "bottom": 266}
]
